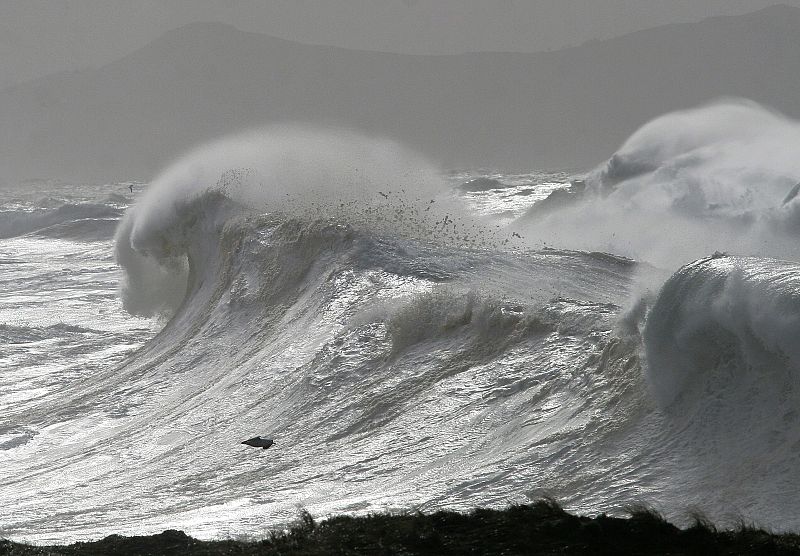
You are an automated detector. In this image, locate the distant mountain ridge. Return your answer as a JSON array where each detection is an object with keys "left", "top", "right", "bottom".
[{"left": 2, "top": 4, "right": 800, "bottom": 182}]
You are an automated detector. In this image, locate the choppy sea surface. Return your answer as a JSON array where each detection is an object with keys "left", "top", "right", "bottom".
[{"left": 4, "top": 102, "right": 800, "bottom": 543}]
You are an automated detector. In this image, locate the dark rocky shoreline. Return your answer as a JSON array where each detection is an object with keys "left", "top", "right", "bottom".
[{"left": 3, "top": 500, "right": 800, "bottom": 555}]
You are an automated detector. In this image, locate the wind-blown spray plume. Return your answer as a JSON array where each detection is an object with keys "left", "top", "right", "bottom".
[
  {"left": 519, "top": 99, "right": 800, "bottom": 268},
  {"left": 115, "top": 127, "right": 460, "bottom": 316}
]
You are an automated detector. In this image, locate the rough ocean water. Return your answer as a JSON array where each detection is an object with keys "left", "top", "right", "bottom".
[{"left": 3, "top": 100, "right": 800, "bottom": 544}]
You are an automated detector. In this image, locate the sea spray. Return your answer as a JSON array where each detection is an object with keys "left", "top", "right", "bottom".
[
  {"left": 114, "top": 126, "right": 489, "bottom": 317},
  {"left": 517, "top": 99, "right": 800, "bottom": 268}
]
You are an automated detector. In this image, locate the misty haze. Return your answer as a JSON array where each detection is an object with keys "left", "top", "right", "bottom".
[{"left": 4, "top": 2, "right": 800, "bottom": 553}]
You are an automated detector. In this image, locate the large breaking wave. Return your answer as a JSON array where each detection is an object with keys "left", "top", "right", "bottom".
[
  {"left": 113, "top": 127, "right": 485, "bottom": 316},
  {"left": 644, "top": 255, "right": 800, "bottom": 412},
  {"left": 6, "top": 127, "right": 643, "bottom": 540},
  {"left": 641, "top": 255, "right": 800, "bottom": 515}
]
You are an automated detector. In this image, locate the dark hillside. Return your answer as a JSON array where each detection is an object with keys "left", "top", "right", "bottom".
[{"left": 2, "top": 5, "right": 800, "bottom": 182}]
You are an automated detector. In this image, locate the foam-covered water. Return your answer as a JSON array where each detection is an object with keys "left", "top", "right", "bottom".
[{"left": 4, "top": 105, "right": 800, "bottom": 543}]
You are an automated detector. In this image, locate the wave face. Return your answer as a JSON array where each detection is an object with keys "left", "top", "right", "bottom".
[
  {"left": 5, "top": 114, "right": 800, "bottom": 542},
  {"left": 642, "top": 256, "right": 800, "bottom": 518},
  {"left": 645, "top": 256, "right": 800, "bottom": 410}
]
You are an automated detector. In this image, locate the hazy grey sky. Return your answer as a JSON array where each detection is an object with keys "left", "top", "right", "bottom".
[{"left": 1, "top": 0, "right": 798, "bottom": 90}]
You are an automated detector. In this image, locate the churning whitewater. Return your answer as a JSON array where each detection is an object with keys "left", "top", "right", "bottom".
[{"left": 4, "top": 101, "right": 800, "bottom": 543}]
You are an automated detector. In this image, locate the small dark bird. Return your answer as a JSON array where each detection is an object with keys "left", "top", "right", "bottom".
[
  {"left": 378, "top": 191, "right": 389, "bottom": 199},
  {"left": 241, "top": 436, "right": 274, "bottom": 449},
  {"left": 128, "top": 184, "right": 134, "bottom": 193}
]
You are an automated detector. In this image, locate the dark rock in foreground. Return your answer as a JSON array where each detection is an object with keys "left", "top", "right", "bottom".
[{"left": 3, "top": 500, "right": 800, "bottom": 555}]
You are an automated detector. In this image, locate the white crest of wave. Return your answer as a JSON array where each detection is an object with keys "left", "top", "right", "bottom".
[
  {"left": 114, "top": 126, "right": 448, "bottom": 316},
  {"left": 519, "top": 99, "right": 800, "bottom": 269}
]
